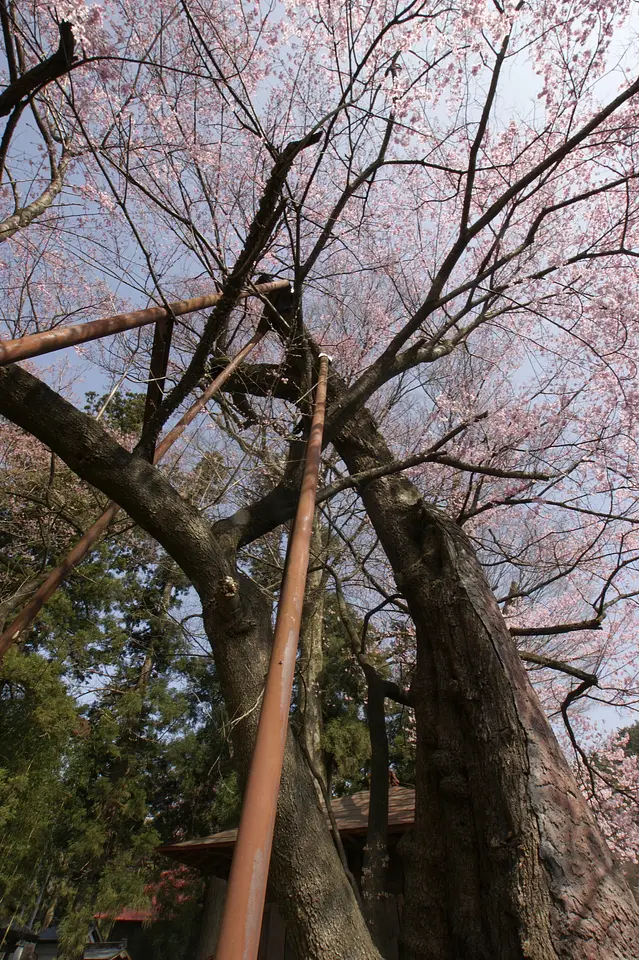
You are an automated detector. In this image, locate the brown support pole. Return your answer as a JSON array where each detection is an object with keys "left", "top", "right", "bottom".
[
  {"left": 0, "top": 279, "right": 289, "bottom": 366},
  {"left": 0, "top": 326, "right": 269, "bottom": 660},
  {"left": 213, "top": 354, "right": 330, "bottom": 960}
]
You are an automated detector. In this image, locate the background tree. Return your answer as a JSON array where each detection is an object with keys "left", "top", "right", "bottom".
[{"left": 2, "top": 2, "right": 639, "bottom": 959}]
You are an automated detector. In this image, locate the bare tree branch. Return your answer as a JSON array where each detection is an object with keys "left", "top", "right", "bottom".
[
  {"left": 511, "top": 617, "right": 603, "bottom": 638},
  {"left": 519, "top": 650, "right": 599, "bottom": 685},
  {"left": 0, "top": 20, "right": 76, "bottom": 117}
]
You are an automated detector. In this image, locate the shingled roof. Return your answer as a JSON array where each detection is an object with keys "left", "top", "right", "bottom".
[
  {"left": 84, "top": 945, "right": 131, "bottom": 960},
  {"left": 0, "top": 920, "right": 39, "bottom": 944},
  {"left": 158, "top": 786, "right": 415, "bottom": 871}
]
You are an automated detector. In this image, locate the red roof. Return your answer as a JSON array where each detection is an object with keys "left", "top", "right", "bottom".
[
  {"left": 157, "top": 786, "right": 415, "bottom": 871},
  {"left": 94, "top": 909, "right": 152, "bottom": 923}
]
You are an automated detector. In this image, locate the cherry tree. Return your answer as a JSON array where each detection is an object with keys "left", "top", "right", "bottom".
[{"left": 2, "top": 1, "right": 639, "bottom": 958}]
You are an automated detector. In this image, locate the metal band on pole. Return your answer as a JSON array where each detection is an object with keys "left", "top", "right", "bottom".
[
  {"left": 213, "top": 354, "right": 330, "bottom": 960},
  {"left": 0, "top": 279, "right": 288, "bottom": 366},
  {"left": 0, "top": 326, "right": 268, "bottom": 660}
]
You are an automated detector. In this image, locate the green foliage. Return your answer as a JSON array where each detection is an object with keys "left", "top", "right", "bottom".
[
  {"left": 0, "top": 416, "right": 232, "bottom": 950},
  {"left": 621, "top": 722, "right": 639, "bottom": 758},
  {"left": 84, "top": 390, "right": 146, "bottom": 435},
  {"left": 324, "top": 711, "right": 371, "bottom": 788},
  {"left": 316, "top": 594, "right": 416, "bottom": 794},
  {"left": 210, "top": 770, "right": 242, "bottom": 830},
  {"left": 0, "top": 402, "right": 418, "bottom": 955},
  {"left": 57, "top": 906, "right": 95, "bottom": 960},
  {"left": 387, "top": 714, "right": 416, "bottom": 786},
  {"left": 0, "top": 649, "right": 77, "bottom": 913}
]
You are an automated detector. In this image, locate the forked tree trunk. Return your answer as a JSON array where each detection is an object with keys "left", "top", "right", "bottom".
[
  {"left": 0, "top": 361, "right": 379, "bottom": 960},
  {"left": 201, "top": 572, "right": 381, "bottom": 960},
  {"left": 5, "top": 356, "right": 637, "bottom": 958},
  {"left": 336, "top": 408, "right": 639, "bottom": 960}
]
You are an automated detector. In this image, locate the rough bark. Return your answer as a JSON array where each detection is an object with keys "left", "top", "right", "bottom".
[
  {"left": 0, "top": 363, "right": 226, "bottom": 590},
  {"left": 0, "top": 363, "right": 380, "bottom": 960},
  {"left": 0, "top": 20, "right": 76, "bottom": 117},
  {"left": 334, "top": 405, "right": 639, "bottom": 960},
  {"left": 0, "top": 150, "right": 71, "bottom": 241},
  {"left": 201, "top": 572, "right": 381, "bottom": 960},
  {"left": 5, "top": 346, "right": 639, "bottom": 957},
  {"left": 177, "top": 349, "right": 639, "bottom": 956}
]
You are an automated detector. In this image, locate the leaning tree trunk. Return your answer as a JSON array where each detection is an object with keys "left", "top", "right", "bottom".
[
  {"left": 201, "top": 571, "right": 381, "bottom": 960},
  {"left": 0, "top": 362, "right": 380, "bottom": 960},
  {"left": 335, "top": 407, "right": 639, "bottom": 960}
]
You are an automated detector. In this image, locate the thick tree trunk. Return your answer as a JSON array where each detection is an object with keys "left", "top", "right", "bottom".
[
  {"left": 7, "top": 350, "right": 638, "bottom": 958},
  {"left": 335, "top": 408, "right": 639, "bottom": 960},
  {"left": 201, "top": 572, "right": 381, "bottom": 960},
  {"left": 0, "top": 363, "right": 380, "bottom": 960}
]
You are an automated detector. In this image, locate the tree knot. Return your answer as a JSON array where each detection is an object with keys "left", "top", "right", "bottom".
[{"left": 218, "top": 575, "right": 239, "bottom": 599}]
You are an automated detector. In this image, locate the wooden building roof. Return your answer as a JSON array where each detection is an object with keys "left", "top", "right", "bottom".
[
  {"left": 94, "top": 908, "right": 152, "bottom": 923},
  {"left": 157, "top": 786, "right": 415, "bottom": 872},
  {"left": 0, "top": 920, "right": 39, "bottom": 944},
  {"left": 84, "top": 945, "right": 132, "bottom": 960}
]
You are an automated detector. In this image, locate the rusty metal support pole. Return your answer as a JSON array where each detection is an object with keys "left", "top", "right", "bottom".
[
  {"left": 213, "top": 354, "right": 330, "bottom": 960},
  {"left": 0, "top": 279, "right": 288, "bottom": 366},
  {"left": 0, "top": 327, "right": 268, "bottom": 660}
]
